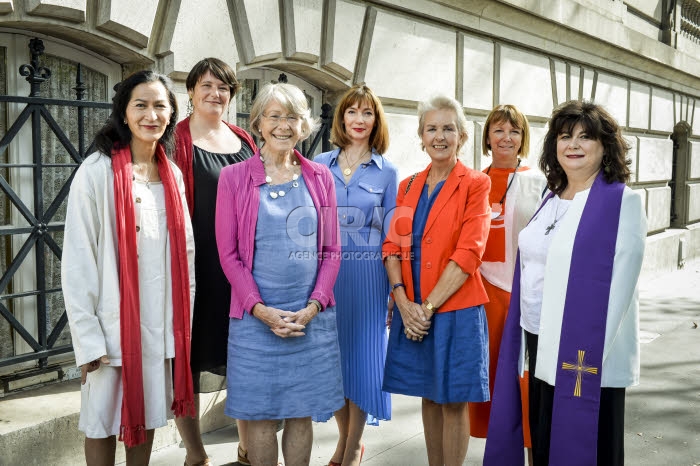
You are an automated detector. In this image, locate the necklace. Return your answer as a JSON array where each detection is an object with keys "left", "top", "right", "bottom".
[
  {"left": 260, "top": 155, "right": 300, "bottom": 199},
  {"left": 342, "top": 149, "right": 370, "bottom": 176},
  {"left": 544, "top": 198, "right": 569, "bottom": 235},
  {"left": 132, "top": 160, "right": 156, "bottom": 189}
]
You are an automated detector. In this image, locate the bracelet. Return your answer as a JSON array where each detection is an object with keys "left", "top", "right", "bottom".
[
  {"left": 307, "top": 299, "right": 322, "bottom": 313},
  {"left": 392, "top": 283, "right": 405, "bottom": 291}
]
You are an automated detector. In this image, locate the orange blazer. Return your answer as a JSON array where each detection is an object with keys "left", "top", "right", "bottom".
[{"left": 382, "top": 160, "right": 491, "bottom": 313}]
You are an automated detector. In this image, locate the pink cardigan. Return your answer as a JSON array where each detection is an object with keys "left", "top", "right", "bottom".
[
  {"left": 215, "top": 149, "right": 341, "bottom": 318},
  {"left": 174, "top": 118, "right": 258, "bottom": 217}
]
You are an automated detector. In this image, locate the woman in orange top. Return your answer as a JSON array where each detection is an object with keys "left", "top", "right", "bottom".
[
  {"left": 468, "top": 104, "right": 546, "bottom": 463},
  {"left": 382, "top": 95, "right": 491, "bottom": 466}
]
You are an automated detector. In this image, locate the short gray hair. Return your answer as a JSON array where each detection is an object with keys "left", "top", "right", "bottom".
[
  {"left": 249, "top": 83, "right": 320, "bottom": 142},
  {"left": 417, "top": 95, "right": 469, "bottom": 151}
]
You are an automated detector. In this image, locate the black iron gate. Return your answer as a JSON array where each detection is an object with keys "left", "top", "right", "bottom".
[
  {"left": 0, "top": 41, "right": 334, "bottom": 382},
  {"left": 0, "top": 38, "right": 111, "bottom": 375}
]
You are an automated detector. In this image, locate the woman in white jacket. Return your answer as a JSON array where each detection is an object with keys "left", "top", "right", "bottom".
[
  {"left": 470, "top": 105, "right": 546, "bottom": 463},
  {"left": 62, "top": 70, "right": 195, "bottom": 465},
  {"left": 485, "top": 100, "right": 647, "bottom": 466}
]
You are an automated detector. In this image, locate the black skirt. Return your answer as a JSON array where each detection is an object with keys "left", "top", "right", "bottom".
[{"left": 526, "top": 330, "right": 626, "bottom": 466}]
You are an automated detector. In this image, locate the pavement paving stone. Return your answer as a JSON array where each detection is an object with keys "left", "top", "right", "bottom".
[{"left": 2, "top": 263, "right": 695, "bottom": 465}]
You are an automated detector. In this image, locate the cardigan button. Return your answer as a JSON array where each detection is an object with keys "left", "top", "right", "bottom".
[
  {"left": 425, "top": 237, "right": 432, "bottom": 244},
  {"left": 426, "top": 262, "right": 432, "bottom": 269},
  {"left": 136, "top": 226, "right": 140, "bottom": 232},
  {"left": 135, "top": 197, "right": 141, "bottom": 203}
]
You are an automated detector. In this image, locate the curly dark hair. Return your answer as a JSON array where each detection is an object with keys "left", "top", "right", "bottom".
[
  {"left": 94, "top": 70, "right": 178, "bottom": 158},
  {"left": 539, "top": 100, "right": 631, "bottom": 195}
]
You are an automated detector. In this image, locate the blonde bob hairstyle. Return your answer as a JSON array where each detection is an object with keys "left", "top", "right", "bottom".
[
  {"left": 249, "top": 82, "right": 320, "bottom": 143},
  {"left": 417, "top": 95, "right": 469, "bottom": 152},
  {"left": 330, "top": 84, "right": 390, "bottom": 154},
  {"left": 481, "top": 104, "right": 531, "bottom": 157}
]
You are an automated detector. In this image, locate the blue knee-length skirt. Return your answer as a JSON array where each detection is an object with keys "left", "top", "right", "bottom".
[
  {"left": 225, "top": 307, "right": 345, "bottom": 420},
  {"left": 382, "top": 305, "right": 490, "bottom": 404}
]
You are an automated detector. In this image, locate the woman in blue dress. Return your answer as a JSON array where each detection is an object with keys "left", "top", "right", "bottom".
[
  {"left": 215, "top": 82, "right": 345, "bottom": 466},
  {"left": 314, "top": 84, "right": 398, "bottom": 466},
  {"left": 382, "top": 95, "right": 491, "bottom": 466}
]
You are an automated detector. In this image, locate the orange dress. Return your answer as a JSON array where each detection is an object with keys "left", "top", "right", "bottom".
[{"left": 469, "top": 166, "right": 532, "bottom": 447}]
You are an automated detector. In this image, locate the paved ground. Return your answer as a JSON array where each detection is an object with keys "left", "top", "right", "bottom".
[{"left": 141, "top": 261, "right": 700, "bottom": 466}]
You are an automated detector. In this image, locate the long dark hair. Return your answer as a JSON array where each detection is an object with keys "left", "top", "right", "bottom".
[
  {"left": 540, "top": 100, "right": 631, "bottom": 194},
  {"left": 94, "top": 70, "right": 178, "bottom": 157}
]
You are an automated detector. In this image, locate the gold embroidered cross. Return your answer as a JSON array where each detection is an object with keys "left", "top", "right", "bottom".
[{"left": 561, "top": 349, "right": 598, "bottom": 397}]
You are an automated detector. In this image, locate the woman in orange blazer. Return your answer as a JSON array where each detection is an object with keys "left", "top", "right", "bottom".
[{"left": 382, "top": 95, "right": 491, "bottom": 466}]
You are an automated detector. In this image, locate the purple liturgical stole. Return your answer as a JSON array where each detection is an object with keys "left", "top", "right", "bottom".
[{"left": 484, "top": 172, "right": 624, "bottom": 466}]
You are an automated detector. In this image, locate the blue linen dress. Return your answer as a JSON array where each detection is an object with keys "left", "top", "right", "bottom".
[
  {"left": 312, "top": 149, "right": 399, "bottom": 425},
  {"left": 224, "top": 176, "right": 345, "bottom": 420},
  {"left": 382, "top": 181, "right": 490, "bottom": 404}
]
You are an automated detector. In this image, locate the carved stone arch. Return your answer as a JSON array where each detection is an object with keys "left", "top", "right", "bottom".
[
  {"left": 237, "top": 59, "right": 350, "bottom": 95},
  {"left": 0, "top": 26, "right": 156, "bottom": 72}
]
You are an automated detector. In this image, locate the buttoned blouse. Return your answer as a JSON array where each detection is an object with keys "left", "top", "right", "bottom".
[{"left": 314, "top": 148, "right": 399, "bottom": 246}]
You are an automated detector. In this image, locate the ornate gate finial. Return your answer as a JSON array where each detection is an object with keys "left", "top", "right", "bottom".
[
  {"left": 73, "top": 63, "right": 86, "bottom": 100},
  {"left": 18, "top": 38, "right": 52, "bottom": 97}
]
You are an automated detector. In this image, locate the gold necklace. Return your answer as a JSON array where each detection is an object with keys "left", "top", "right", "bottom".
[{"left": 342, "top": 149, "right": 370, "bottom": 177}]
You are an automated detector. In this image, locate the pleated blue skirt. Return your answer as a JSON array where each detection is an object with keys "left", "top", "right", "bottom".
[
  {"left": 313, "top": 242, "right": 392, "bottom": 425},
  {"left": 383, "top": 305, "right": 490, "bottom": 404}
]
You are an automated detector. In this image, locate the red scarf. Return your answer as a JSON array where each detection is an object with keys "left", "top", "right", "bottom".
[
  {"left": 112, "top": 143, "right": 195, "bottom": 447},
  {"left": 174, "top": 118, "right": 258, "bottom": 217}
]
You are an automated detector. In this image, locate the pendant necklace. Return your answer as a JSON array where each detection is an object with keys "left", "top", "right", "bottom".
[
  {"left": 260, "top": 154, "right": 299, "bottom": 199},
  {"left": 133, "top": 160, "right": 155, "bottom": 189},
  {"left": 342, "top": 149, "right": 370, "bottom": 177},
  {"left": 544, "top": 198, "right": 569, "bottom": 235}
]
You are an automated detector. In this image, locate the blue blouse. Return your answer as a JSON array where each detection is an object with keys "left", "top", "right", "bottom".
[
  {"left": 314, "top": 148, "right": 399, "bottom": 250},
  {"left": 410, "top": 181, "right": 445, "bottom": 303}
]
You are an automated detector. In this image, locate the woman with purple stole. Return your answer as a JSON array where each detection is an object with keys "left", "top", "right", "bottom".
[{"left": 484, "top": 100, "right": 647, "bottom": 466}]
